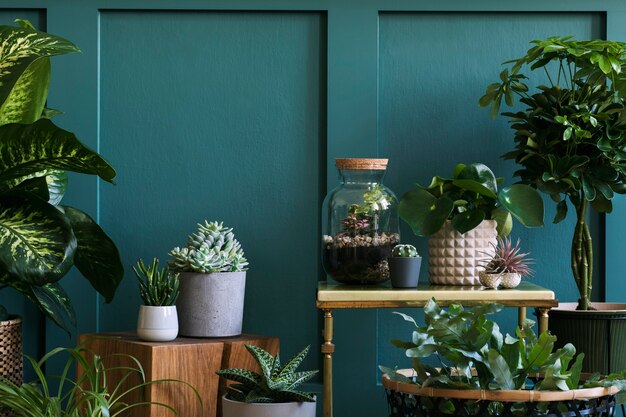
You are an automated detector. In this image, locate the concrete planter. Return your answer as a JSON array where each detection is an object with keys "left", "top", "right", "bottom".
[
  {"left": 428, "top": 220, "right": 497, "bottom": 286},
  {"left": 177, "top": 271, "right": 246, "bottom": 337},
  {"left": 549, "top": 302, "right": 626, "bottom": 374},
  {"left": 222, "top": 395, "right": 316, "bottom": 417},
  {"left": 137, "top": 305, "right": 178, "bottom": 342}
]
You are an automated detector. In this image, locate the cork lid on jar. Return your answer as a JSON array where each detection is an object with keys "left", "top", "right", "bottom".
[{"left": 335, "top": 158, "right": 388, "bottom": 170}]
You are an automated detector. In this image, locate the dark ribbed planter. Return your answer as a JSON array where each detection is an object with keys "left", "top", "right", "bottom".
[
  {"left": 389, "top": 257, "right": 422, "bottom": 288},
  {"left": 548, "top": 303, "right": 626, "bottom": 374}
]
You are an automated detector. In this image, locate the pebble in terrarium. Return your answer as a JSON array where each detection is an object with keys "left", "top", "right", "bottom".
[{"left": 322, "top": 158, "right": 399, "bottom": 284}]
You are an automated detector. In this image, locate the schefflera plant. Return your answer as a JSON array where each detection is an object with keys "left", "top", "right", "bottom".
[
  {"left": 168, "top": 221, "right": 248, "bottom": 273},
  {"left": 217, "top": 344, "right": 318, "bottom": 403}
]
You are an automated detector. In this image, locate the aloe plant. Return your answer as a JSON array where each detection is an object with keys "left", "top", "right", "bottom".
[
  {"left": 381, "top": 299, "right": 626, "bottom": 402},
  {"left": 216, "top": 344, "right": 317, "bottom": 403},
  {"left": 0, "top": 20, "right": 123, "bottom": 331}
]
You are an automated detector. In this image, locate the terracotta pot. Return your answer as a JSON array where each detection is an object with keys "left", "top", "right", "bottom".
[
  {"left": 222, "top": 395, "right": 316, "bottom": 417},
  {"left": 428, "top": 220, "right": 497, "bottom": 285}
]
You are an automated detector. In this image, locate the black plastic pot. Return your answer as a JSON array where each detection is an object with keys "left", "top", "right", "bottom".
[
  {"left": 389, "top": 257, "right": 422, "bottom": 288},
  {"left": 548, "top": 302, "right": 626, "bottom": 374}
]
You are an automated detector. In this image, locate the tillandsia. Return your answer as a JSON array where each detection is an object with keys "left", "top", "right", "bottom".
[
  {"left": 168, "top": 220, "right": 248, "bottom": 273},
  {"left": 133, "top": 258, "right": 180, "bottom": 306},
  {"left": 340, "top": 184, "right": 394, "bottom": 237},
  {"left": 480, "top": 237, "right": 534, "bottom": 276},
  {"left": 479, "top": 37, "right": 626, "bottom": 310},
  {"left": 392, "top": 244, "right": 419, "bottom": 258},
  {"left": 216, "top": 344, "right": 318, "bottom": 403},
  {"left": 381, "top": 299, "right": 626, "bottom": 403}
]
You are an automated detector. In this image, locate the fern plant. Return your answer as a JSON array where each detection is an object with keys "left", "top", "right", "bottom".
[
  {"left": 133, "top": 258, "right": 180, "bottom": 306},
  {"left": 169, "top": 221, "right": 248, "bottom": 273},
  {"left": 216, "top": 344, "right": 317, "bottom": 403}
]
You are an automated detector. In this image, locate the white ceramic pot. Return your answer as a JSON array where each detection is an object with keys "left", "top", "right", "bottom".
[
  {"left": 478, "top": 272, "right": 521, "bottom": 289},
  {"left": 137, "top": 305, "right": 179, "bottom": 342},
  {"left": 176, "top": 271, "right": 246, "bottom": 337},
  {"left": 428, "top": 220, "right": 498, "bottom": 285},
  {"left": 222, "top": 395, "right": 316, "bottom": 417}
]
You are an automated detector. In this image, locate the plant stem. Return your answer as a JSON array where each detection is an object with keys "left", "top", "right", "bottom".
[{"left": 571, "top": 196, "right": 592, "bottom": 310}]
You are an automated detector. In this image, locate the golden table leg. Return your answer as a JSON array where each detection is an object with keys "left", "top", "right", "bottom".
[
  {"left": 322, "top": 309, "right": 334, "bottom": 417},
  {"left": 536, "top": 308, "right": 550, "bottom": 334},
  {"left": 518, "top": 307, "right": 526, "bottom": 328}
]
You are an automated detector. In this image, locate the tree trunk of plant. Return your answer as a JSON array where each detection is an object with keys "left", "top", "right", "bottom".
[{"left": 571, "top": 197, "right": 593, "bottom": 310}]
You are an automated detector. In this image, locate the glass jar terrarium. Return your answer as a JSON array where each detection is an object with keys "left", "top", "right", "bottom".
[{"left": 322, "top": 158, "right": 399, "bottom": 284}]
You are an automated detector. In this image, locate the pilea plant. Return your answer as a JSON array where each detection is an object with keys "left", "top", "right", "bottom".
[
  {"left": 133, "top": 258, "right": 180, "bottom": 306},
  {"left": 168, "top": 221, "right": 248, "bottom": 273},
  {"left": 216, "top": 344, "right": 318, "bottom": 403},
  {"left": 381, "top": 299, "right": 626, "bottom": 406},
  {"left": 392, "top": 244, "right": 419, "bottom": 258},
  {"left": 399, "top": 163, "right": 544, "bottom": 238},
  {"left": 479, "top": 37, "right": 626, "bottom": 310}
]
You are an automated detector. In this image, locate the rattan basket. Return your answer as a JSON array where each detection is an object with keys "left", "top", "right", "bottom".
[
  {"left": 0, "top": 316, "right": 23, "bottom": 417},
  {"left": 382, "top": 370, "right": 619, "bottom": 417}
]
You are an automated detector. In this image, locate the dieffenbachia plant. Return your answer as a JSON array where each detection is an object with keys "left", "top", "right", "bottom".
[
  {"left": 0, "top": 20, "right": 123, "bottom": 332},
  {"left": 381, "top": 299, "right": 626, "bottom": 414}
]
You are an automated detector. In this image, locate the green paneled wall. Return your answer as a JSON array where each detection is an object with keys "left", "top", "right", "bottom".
[{"left": 0, "top": 2, "right": 625, "bottom": 417}]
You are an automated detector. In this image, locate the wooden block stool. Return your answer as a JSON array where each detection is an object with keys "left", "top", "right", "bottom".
[{"left": 78, "top": 333, "right": 279, "bottom": 417}]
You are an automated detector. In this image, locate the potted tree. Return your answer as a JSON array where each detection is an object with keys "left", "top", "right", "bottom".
[
  {"left": 389, "top": 244, "right": 422, "bottom": 288},
  {"left": 398, "top": 162, "right": 543, "bottom": 285},
  {"left": 0, "top": 20, "right": 123, "bottom": 387},
  {"left": 134, "top": 258, "right": 180, "bottom": 342},
  {"left": 478, "top": 237, "right": 534, "bottom": 289},
  {"left": 380, "top": 299, "right": 626, "bottom": 417},
  {"left": 480, "top": 37, "right": 626, "bottom": 372},
  {"left": 169, "top": 220, "right": 248, "bottom": 337},
  {"left": 216, "top": 344, "right": 317, "bottom": 417}
]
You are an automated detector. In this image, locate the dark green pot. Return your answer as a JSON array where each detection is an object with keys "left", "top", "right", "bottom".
[{"left": 548, "top": 302, "right": 626, "bottom": 374}]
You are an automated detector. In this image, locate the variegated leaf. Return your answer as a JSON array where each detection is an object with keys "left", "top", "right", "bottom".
[
  {"left": 278, "top": 345, "right": 310, "bottom": 380},
  {"left": 0, "top": 119, "right": 116, "bottom": 186},
  {"left": 13, "top": 175, "right": 49, "bottom": 200},
  {"left": 216, "top": 368, "right": 262, "bottom": 386},
  {"left": 46, "top": 170, "right": 67, "bottom": 205},
  {"left": 0, "top": 57, "right": 49, "bottom": 124},
  {"left": 1, "top": 169, "right": 67, "bottom": 204},
  {"left": 0, "top": 190, "right": 76, "bottom": 285},
  {"left": 245, "top": 344, "right": 275, "bottom": 380},
  {"left": 275, "top": 390, "right": 316, "bottom": 403},
  {"left": 0, "top": 23, "right": 78, "bottom": 108},
  {"left": 62, "top": 206, "right": 123, "bottom": 303}
]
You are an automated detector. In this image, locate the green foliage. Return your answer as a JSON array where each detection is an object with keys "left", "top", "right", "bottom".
[
  {"left": 480, "top": 237, "right": 533, "bottom": 276},
  {"left": 0, "top": 20, "right": 122, "bottom": 330},
  {"left": 398, "top": 163, "right": 544, "bottom": 237},
  {"left": 168, "top": 220, "right": 248, "bottom": 273},
  {"left": 0, "top": 341, "right": 201, "bottom": 416},
  {"left": 216, "top": 344, "right": 318, "bottom": 403},
  {"left": 133, "top": 258, "right": 180, "bottom": 306},
  {"left": 392, "top": 244, "right": 419, "bottom": 257},
  {"left": 479, "top": 37, "right": 626, "bottom": 310},
  {"left": 382, "top": 299, "right": 626, "bottom": 401},
  {"left": 341, "top": 184, "right": 394, "bottom": 237}
]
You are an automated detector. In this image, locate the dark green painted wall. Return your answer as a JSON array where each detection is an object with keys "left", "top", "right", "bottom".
[{"left": 1, "top": 2, "right": 625, "bottom": 417}]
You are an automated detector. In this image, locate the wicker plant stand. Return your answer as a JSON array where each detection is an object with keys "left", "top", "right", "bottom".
[
  {"left": 0, "top": 316, "right": 23, "bottom": 417},
  {"left": 382, "top": 371, "right": 619, "bottom": 417}
]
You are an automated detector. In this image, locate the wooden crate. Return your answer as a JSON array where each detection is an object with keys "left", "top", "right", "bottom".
[{"left": 78, "top": 333, "right": 279, "bottom": 417}]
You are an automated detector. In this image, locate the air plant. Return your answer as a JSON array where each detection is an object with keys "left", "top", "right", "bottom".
[{"left": 480, "top": 237, "right": 534, "bottom": 276}]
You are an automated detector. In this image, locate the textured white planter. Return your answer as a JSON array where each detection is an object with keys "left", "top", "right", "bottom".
[
  {"left": 222, "top": 395, "right": 316, "bottom": 417},
  {"left": 137, "top": 305, "right": 178, "bottom": 342},
  {"left": 428, "top": 220, "right": 497, "bottom": 286},
  {"left": 177, "top": 271, "right": 246, "bottom": 337},
  {"left": 478, "top": 272, "right": 521, "bottom": 289}
]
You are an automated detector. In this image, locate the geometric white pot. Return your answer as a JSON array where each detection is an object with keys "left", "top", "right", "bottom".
[
  {"left": 137, "top": 305, "right": 179, "bottom": 342},
  {"left": 222, "top": 395, "right": 316, "bottom": 417},
  {"left": 428, "top": 220, "right": 497, "bottom": 286},
  {"left": 478, "top": 272, "right": 521, "bottom": 289},
  {"left": 176, "top": 271, "right": 246, "bottom": 337}
]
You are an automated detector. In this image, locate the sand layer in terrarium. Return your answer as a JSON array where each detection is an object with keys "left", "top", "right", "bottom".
[{"left": 322, "top": 233, "right": 399, "bottom": 284}]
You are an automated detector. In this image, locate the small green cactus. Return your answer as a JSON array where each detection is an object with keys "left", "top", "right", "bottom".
[
  {"left": 168, "top": 221, "right": 248, "bottom": 273},
  {"left": 392, "top": 244, "right": 418, "bottom": 257},
  {"left": 133, "top": 258, "right": 180, "bottom": 306},
  {"left": 216, "top": 344, "right": 317, "bottom": 403}
]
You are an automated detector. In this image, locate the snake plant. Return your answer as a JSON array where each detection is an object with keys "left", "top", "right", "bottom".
[{"left": 0, "top": 20, "right": 123, "bottom": 332}]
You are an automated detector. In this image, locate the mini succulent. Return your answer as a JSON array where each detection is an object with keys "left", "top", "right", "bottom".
[
  {"left": 392, "top": 244, "right": 419, "bottom": 258},
  {"left": 133, "top": 258, "right": 180, "bottom": 306},
  {"left": 480, "top": 237, "right": 533, "bottom": 276},
  {"left": 216, "top": 344, "right": 318, "bottom": 403},
  {"left": 168, "top": 221, "right": 248, "bottom": 273}
]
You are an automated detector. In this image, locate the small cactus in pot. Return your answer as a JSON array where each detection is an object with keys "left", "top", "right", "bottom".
[
  {"left": 389, "top": 244, "right": 422, "bottom": 288},
  {"left": 478, "top": 237, "right": 533, "bottom": 289}
]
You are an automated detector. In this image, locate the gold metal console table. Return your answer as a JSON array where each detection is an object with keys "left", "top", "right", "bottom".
[{"left": 315, "top": 281, "right": 558, "bottom": 417}]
